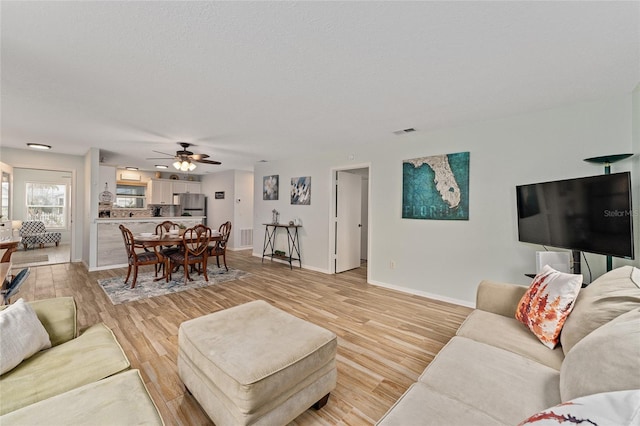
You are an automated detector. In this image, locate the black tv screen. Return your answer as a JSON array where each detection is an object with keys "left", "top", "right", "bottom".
[{"left": 516, "top": 172, "right": 634, "bottom": 259}]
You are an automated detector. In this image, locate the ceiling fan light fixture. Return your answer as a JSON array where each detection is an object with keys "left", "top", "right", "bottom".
[
  {"left": 188, "top": 162, "right": 197, "bottom": 171},
  {"left": 173, "top": 160, "right": 182, "bottom": 170}
]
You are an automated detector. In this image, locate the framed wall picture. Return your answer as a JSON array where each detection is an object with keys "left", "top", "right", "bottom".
[
  {"left": 263, "top": 175, "right": 279, "bottom": 200},
  {"left": 214, "top": 191, "right": 225, "bottom": 199},
  {"left": 402, "top": 151, "right": 470, "bottom": 220},
  {"left": 291, "top": 176, "right": 311, "bottom": 205}
]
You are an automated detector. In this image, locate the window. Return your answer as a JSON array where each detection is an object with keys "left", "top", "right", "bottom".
[
  {"left": 114, "top": 184, "right": 146, "bottom": 208},
  {"left": 25, "top": 182, "right": 67, "bottom": 229},
  {"left": 1, "top": 172, "right": 9, "bottom": 220}
]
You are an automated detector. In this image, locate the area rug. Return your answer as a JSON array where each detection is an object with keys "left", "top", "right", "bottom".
[
  {"left": 97, "top": 266, "right": 250, "bottom": 305},
  {"left": 12, "top": 254, "right": 49, "bottom": 266}
]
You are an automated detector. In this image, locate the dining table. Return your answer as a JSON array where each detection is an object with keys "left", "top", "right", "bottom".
[{"left": 133, "top": 231, "right": 223, "bottom": 282}]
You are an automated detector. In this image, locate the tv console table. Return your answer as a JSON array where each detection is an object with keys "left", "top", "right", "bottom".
[{"left": 261, "top": 223, "right": 301, "bottom": 269}]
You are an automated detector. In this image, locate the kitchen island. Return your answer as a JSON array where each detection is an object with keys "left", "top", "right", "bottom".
[{"left": 96, "top": 217, "right": 205, "bottom": 268}]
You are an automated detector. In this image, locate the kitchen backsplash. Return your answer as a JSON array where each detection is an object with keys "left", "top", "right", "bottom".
[{"left": 109, "top": 205, "right": 173, "bottom": 218}]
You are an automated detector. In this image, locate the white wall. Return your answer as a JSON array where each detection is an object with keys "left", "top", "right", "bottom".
[
  {"left": 202, "top": 170, "right": 235, "bottom": 242},
  {"left": 254, "top": 164, "right": 333, "bottom": 273},
  {"left": 233, "top": 170, "right": 254, "bottom": 249},
  {"left": 201, "top": 170, "right": 254, "bottom": 249},
  {"left": 253, "top": 95, "right": 636, "bottom": 305}
]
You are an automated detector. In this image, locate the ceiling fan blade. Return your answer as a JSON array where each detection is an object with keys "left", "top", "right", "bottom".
[
  {"left": 152, "top": 150, "right": 175, "bottom": 156},
  {"left": 190, "top": 153, "right": 209, "bottom": 160},
  {"left": 195, "top": 159, "right": 222, "bottom": 165}
]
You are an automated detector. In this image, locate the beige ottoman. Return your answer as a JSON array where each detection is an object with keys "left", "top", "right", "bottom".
[{"left": 178, "top": 300, "right": 337, "bottom": 426}]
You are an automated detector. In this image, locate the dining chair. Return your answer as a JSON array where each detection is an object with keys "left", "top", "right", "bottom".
[
  {"left": 168, "top": 224, "right": 211, "bottom": 284},
  {"left": 208, "top": 221, "right": 232, "bottom": 271},
  {"left": 119, "top": 224, "right": 165, "bottom": 288},
  {"left": 155, "top": 221, "right": 181, "bottom": 274}
]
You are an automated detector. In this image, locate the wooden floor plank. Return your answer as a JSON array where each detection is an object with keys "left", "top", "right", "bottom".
[{"left": 14, "top": 250, "right": 472, "bottom": 425}]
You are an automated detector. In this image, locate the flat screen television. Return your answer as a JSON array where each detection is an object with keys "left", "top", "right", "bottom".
[{"left": 516, "top": 172, "right": 634, "bottom": 259}]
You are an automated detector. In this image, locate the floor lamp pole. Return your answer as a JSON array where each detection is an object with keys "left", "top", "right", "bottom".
[{"left": 583, "top": 153, "right": 633, "bottom": 272}]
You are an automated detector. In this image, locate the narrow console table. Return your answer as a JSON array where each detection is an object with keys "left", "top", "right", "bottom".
[{"left": 261, "top": 223, "right": 301, "bottom": 269}]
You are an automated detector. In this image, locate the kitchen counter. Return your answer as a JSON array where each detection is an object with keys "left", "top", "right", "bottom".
[
  {"left": 96, "top": 217, "right": 205, "bottom": 268},
  {"left": 96, "top": 216, "right": 206, "bottom": 223}
]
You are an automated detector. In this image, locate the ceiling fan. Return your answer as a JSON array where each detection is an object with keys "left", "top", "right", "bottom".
[{"left": 147, "top": 142, "right": 221, "bottom": 171}]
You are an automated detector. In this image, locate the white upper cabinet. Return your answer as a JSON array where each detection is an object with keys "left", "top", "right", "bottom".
[
  {"left": 148, "top": 179, "right": 173, "bottom": 204},
  {"left": 172, "top": 181, "right": 201, "bottom": 194}
]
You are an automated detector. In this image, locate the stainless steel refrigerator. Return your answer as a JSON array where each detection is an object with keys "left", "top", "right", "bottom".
[{"left": 177, "top": 193, "right": 206, "bottom": 219}]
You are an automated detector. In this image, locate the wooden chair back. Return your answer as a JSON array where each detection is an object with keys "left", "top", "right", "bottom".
[
  {"left": 155, "top": 221, "right": 179, "bottom": 237},
  {"left": 182, "top": 224, "right": 211, "bottom": 257},
  {"left": 119, "top": 224, "right": 135, "bottom": 259},
  {"left": 217, "top": 221, "right": 232, "bottom": 250}
]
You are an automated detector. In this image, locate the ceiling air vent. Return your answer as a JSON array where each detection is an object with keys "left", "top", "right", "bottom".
[{"left": 393, "top": 128, "right": 416, "bottom": 136}]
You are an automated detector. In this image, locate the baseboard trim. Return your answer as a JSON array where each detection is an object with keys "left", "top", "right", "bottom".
[
  {"left": 229, "top": 246, "right": 253, "bottom": 251},
  {"left": 367, "top": 279, "right": 475, "bottom": 308},
  {"left": 251, "top": 252, "right": 330, "bottom": 274},
  {"left": 89, "top": 263, "right": 128, "bottom": 272}
]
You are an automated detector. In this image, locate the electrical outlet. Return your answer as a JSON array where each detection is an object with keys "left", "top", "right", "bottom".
[{"left": 390, "top": 260, "right": 396, "bottom": 269}]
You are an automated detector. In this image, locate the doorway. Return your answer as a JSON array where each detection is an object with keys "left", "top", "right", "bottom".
[
  {"left": 10, "top": 168, "right": 73, "bottom": 267},
  {"left": 331, "top": 166, "right": 370, "bottom": 275}
]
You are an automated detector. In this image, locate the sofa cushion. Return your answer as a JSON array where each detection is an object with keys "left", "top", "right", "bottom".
[
  {"left": 560, "top": 266, "right": 640, "bottom": 355},
  {"left": 0, "top": 369, "right": 163, "bottom": 425},
  {"left": 0, "top": 298, "right": 52, "bottom": 375},
  {"left": 457, "top": 309, "right": 564, "bottom": 370},
  {"left": 376, "top": 382, "right": 508, "bottom": 426},
  {"left": 418, "top": 336, "right": 561, "bottom": 425},
  {"left": 0, "top": 323, "right": 130, "bottom": 415},
  {"left": 0, "top": 297, "right": 77, "bottom": 347},
  {"left": 515, "top": 265, "right": 582, "bottom": 349},
  {"left": 560, "top": 307, "right": 640, "bottom": 401},
  {"left": 518, "top": 389, "right": 640, "bottom": 426},
  {"left": 29, "top": 297, "right": 77, "bottom": 346}
]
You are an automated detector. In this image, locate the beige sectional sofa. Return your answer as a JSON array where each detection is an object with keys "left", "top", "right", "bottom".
[
  {"left": 0, "top": 297, "right": 164, "bottom": 425},
  {"left": 377, "top": 266, "right": 640, "bottom": 425}
]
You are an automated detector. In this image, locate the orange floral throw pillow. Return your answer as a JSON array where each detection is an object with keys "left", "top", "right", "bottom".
[{"left": 515, "top": 265, "right": 582, "bottom": 349}]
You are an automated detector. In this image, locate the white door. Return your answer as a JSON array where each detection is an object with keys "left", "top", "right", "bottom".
[{"left": 336, "top": 171, "right": 362, "bottom": 272}]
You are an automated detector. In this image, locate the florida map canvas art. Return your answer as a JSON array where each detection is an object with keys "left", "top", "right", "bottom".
[{"left": 402, "top": 151, "right": 470, "bottom": 220}]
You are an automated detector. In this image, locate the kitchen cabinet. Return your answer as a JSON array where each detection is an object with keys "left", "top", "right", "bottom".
[
  {"left": 172, "top": 181, "right": 201, "bottom": 194},
  {"left": 148, "top": 179, "right": 173, "bottom": 205}
]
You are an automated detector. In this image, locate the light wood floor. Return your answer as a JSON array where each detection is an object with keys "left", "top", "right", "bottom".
[
  {"left": 15, "top": 250, "right": 472, "bottom": 425},
  {"left": 10, "top": 242, "right": 71, "bottom": 267}
]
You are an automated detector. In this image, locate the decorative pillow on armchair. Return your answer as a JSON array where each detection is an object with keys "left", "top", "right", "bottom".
[
  {"left": 0, "top": 298, "right": 52, "bottom": 374},
  {"left": 515, "top": 265, "right": 582, "bottom": 349}
]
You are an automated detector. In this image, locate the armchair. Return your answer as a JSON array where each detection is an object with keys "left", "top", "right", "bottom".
[{"left": 19, "top": 221, "right": 61, "bottom": 250}]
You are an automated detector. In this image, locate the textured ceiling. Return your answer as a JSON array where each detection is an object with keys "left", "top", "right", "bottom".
[{"left": 1, "top": 1, "right": 638, "bottom": 173}]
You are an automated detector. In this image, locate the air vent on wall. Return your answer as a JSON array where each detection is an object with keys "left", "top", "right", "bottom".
[{"left": 240, "top": 229, "right": 253, "bottom": 246}]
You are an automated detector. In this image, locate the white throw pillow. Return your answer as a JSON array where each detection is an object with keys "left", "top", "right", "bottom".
[
  {"left": 518, "top": 390, "right": 640, "bottom": 426},
  {"left": 0, "top": 298, "right": 52, "bottom": 375},
  {"left": 515, "top": 265, "right": 582, "bottom": 349}
]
